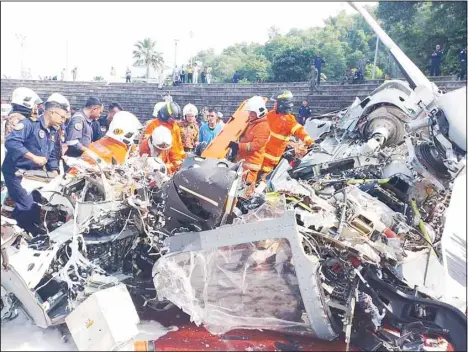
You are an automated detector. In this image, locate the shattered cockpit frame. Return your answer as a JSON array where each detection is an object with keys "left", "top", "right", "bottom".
[{"left": 154, "top": 210, "right": 339, "bottom": 341}]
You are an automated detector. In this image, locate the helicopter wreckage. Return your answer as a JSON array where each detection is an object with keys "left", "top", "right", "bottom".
[{"left": 1, "top": 4, "right": 467, "bottom": 352}]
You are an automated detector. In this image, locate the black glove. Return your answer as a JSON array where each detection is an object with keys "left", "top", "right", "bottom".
[
  {"left": 228, "top": 141, "right": 239, "bottom": 161},
  {"left": 228, "top": 141, "right": 239, "bottom": 154}
]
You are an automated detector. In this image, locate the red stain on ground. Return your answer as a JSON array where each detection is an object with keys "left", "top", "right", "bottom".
[{"left": 140, "top": 306, "right": 348, "bottom": 351}]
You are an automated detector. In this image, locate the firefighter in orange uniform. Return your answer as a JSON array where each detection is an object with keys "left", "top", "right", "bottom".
[
  {"left": 141, "top": 102, "right": 185, "bottom": 172},
  {"left": 228, "top": 96, "right": 270, "bottom": 185},
  {"left": 261, "top": 90, "right": 314, "bottom": 175},
  {"left": 66, "top": 111, "right": 142, "bottom": 172},
  {"left": 139, "top": 125, "right": 177, "bottom": 174}
]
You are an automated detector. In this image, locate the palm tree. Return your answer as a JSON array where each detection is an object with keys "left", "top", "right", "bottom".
[{"left": 133, "top": 38, "right": 164, "bottom": 79}]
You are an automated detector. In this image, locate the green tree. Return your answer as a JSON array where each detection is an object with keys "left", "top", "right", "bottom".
[
  {"left": 376, "top": 1, "right": 467, "bottom": 75},
  {"left": 180, "top": 3, "right": 466, "bottom": 82},
  {"left": 132, "top": 38, "right": 164, "bottom": 79},
  {"left": 271, "top": 49, "right": 314, "bottom": 82},
  {"left": 238, "top": 54, "right": 271, "bottom": 82}
]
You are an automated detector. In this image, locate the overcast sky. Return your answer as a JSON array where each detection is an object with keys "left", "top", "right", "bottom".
[{"left": 1, "top": 2, "right": 376, "bottom": 81}]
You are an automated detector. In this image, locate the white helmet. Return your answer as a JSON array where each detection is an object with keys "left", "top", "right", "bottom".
[
  {"left": 153, "top": 102, "right": 166, "bottom": 117},
  {"left": 183, "top": 103, "right": 198, "bottom": 117},
  {"left": 46, "top": 93, "right": 70, "bottom": 112},
  {"left": 11, "top": 87, "right": 40, "bottom": 110},
  {"left": 151, "top": 126, "right": 172, "bottom": 150},
  {"left": 245, "top": 96, "right": 267, "bottom": 118},
  {"left": 106, "top": 111, "right": 143, "bottom": 145}
]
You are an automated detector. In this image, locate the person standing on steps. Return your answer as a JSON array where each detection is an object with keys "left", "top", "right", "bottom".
[
  {"left": 458, "top": 46, "right": 467, "bottom": 81},
  {"left": 193, "top": 63, "right": 200, "bottom": 84},
  {"left": 180, "top": 65, "right": 186, "bottom": 84},
  {"left": 201, "top": 67, "right": 207, "bottom": 84},
  {"left": 314, "top": 56, "right": 325, "bottom": 86},
  {"left": 126, "top": 67, "right": 132, "bottom": 83},
  {"left": 232, "top": 71, "right": 241, "bottom": 83},
  {"left": 206, "top": 66, "right": 212, "bottom": 84},
  {"left": 430, "top": 44, "right": 444, "bottom": 77},
  {"left": 187, "top": 64, "right": 193, "bottom": 83},
  {"left": 297, "top": 100, "right": 312, "bottom": 126},
  {"left": 72, "top": 67, "right": 78, "bottom": 81}
]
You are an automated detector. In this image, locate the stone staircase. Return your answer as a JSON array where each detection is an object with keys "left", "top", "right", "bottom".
[{"left": 1, "top": 77, "right": 465, "bottom": 122}]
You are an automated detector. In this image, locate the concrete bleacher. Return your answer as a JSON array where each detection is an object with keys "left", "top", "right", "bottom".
[{"left": 1, "top": 77, "right": 465, "bottom": 122}]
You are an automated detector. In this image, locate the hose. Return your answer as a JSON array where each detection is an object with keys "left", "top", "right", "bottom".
[{"left": 410, "top": 199, "right": 433, "bottom": 248}]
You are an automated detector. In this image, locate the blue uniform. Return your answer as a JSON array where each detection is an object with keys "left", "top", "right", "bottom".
[
  {"left": 64, "top": 110, "right": 94, "bottom": 157},
  {"left": 199, "top": 123, "right": 223, "bottom": 144},
  {"left": 3, "top": 116, "right": 59, "bottom": 236},
  {"left": 91, "top": 119, "right": 102, "bottom": 142}
]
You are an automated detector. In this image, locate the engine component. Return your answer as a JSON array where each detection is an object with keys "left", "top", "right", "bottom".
[
  {"left": 363, "top": 106, "right": 407, "bottom": 146},
  {"left": 162, "top": 156, "right": 243, "bottom": 232},
  {"left": 414, "top": 143, "right": 450, "bottom": 180}
]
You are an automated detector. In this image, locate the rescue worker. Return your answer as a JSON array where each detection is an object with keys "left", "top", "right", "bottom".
[
  {"left": 261, "top": 90, "right": 314, "bottom": 176},
  {"left": 139, "top": 125, "right": 176, "bottom": 174},
  {"left": 4, "top": 87, "right": 42, "bottom": 137},
  {"left": 142, "top": 101, "right": 185, "bottom": 172},
  {"left": 105, "top": 102, "right": 123, "bottom": 127},
  {"left": 91, "top": 104, "right": 105, "bottom": 142},
  {"left": 67, "top": 111, "right": 142, "bottom": 169},
  {"left": 3, "top": 93, "right": 70, "bottom": 237},
  {"left": 180, "top": 104, "right": 199, "bottom": 153},
  {"left": 228, "top": 96, "right": 270, "bottom": 185},
  {"left": 64, "top": 97, "right": 103, "bottom": 157}
]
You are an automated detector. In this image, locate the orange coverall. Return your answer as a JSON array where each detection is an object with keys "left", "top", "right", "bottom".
[
  {"left": 234, "top": 117, "right": 270, "bottom": 184},
  {"left": 142, "top": 119, "right": 186, "bottom": 171},
  {"left": 139, "top": 138, "right": 176, "bottom": 174},
  {"left": 261, "top": 110, "right": 313, "bottom": 174},
  {"left": 67, "top": 136, "right": 130, "bottom": 175}
]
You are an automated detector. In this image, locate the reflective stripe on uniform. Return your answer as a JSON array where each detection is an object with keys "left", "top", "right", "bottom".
[
  {"left": 246, "top": 142, "right": 251, "bottom": 152},
  {"left": 262, "top": 166, "right": 273, "bottom": 172},
  {"left": 243, "top": 162, "right": 261, "bottom": 171},
  {"left": 291, "top": 124, "right": 301, "bottom": 135},
  {"left": 263, "top": 153, "right": 281, "bottom": 162},
  {"left": 304, "top": 136, "right": 313, "bottom": 143},
  {"left": 269, "top": 131, "right": 290, "bottom": 141}
]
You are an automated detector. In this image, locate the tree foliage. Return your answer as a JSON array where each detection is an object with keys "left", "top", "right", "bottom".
[
  {"left": 133, "top": 38, "right": 164, "bottom": 79},
  {"left": 190, "top": 3, "right": 466, "bottom": 82},
  {"left": 377, "top": 1, "right": 467, "bottom": 76}
]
